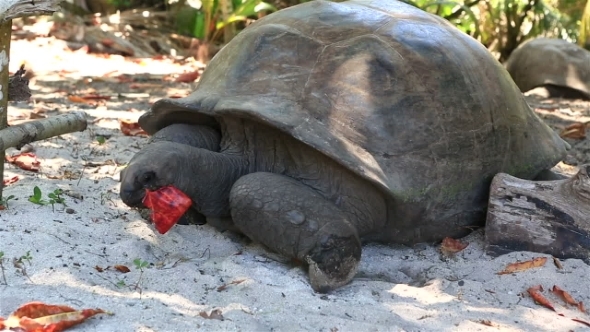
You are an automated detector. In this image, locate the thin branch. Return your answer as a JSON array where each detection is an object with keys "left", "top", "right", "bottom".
[
  {"left": 446, "top": 0, "right": 481, "bottom": 21},
  {"left": 0, "top": 111, "right": 88, "bottom": 151}
]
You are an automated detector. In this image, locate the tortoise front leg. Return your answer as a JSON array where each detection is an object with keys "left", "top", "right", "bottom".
[{"left": 229, "top": 172, "right": 361, "bottom": 293}]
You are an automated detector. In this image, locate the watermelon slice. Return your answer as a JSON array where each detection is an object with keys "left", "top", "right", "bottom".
[{"left": 142, "top": 186, "right": 192, "bottom": 234}]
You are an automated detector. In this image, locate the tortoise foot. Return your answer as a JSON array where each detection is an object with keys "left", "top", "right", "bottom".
[
  {"left": 306, "top": 233, "right": 361, "bottom": 293},
  {"left": 229, "top": 172, "right": 362, "bottom": 292}
]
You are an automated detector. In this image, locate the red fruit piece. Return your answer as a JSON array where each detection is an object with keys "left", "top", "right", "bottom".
[{"left": 142, "top": 186, "right": 192, "bottom": 234}]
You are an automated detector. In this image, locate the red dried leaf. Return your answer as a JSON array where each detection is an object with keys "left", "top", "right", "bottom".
[
  {"left": 0, "top": 301, "right": 107, "bottom": 331},
  {"left": 498, "top": 257, "right": 547, "bottom": 275},
  {"left": 67, "top": 95, "right": 92, "bottom": 104},
  {"left": 560, "top": 122, "right": 588, "bottom": 139},
  {"left": 175, "top": 71, "right": 200, "bottom": 83},
  {"left": 114, "top": 265, "right": 130, "bottom": 273},
  {"left": 143, "top": 186, "right": 192, "bottom": 234},
  {"left": 527, "top": 285, "right": 555, "bottom": 311},
  {"left": 79, "top": 94, "right": 111, "bottom": 101},
  {"left": 6, "top": 153, "right": 41, "bottom": 172},
  {"left": 440, "top": 237, "right": 468, "bottom": 255},
  {"left": 119, "top": 120, "right": 147, "bottom": 137},
  {"left": 3, "top": 175, "right": 19, "bottom": 186},
  {"left": 572, "top": 318, "right": 590, "bottom": 327},
  {"left": 551, "top": 285, "right": 578, "bottom": 306},
  {"left": 578, "top": 301, "right": 586, "bottom": 313}
]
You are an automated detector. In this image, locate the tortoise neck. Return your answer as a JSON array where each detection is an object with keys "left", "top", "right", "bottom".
[{"left": 184, "top": 148, "right": 249, "bottom": 217}]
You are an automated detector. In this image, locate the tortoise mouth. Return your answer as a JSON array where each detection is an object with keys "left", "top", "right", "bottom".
[{"left": 120, "top": 188, "right": 147, "bottom": 208}]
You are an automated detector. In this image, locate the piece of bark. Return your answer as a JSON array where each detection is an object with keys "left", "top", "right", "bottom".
[
  {"left": 485, "top": 165, "right": 590, "bottom": 262},
  {"left": 8, "top": 64, "right": 30, "bottom": 101},
  {"left": 0, "top": 111, "right": 87, "bottom": 151},
  {"left": 0, "top": 0, "right": 61, "bottom": 23}
]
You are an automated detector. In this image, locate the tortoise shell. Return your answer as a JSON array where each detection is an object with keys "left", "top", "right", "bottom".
[{"left": 139, "top": 0, "right": 567, "bottom": 242}]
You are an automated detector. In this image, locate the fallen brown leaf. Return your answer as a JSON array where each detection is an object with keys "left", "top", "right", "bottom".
[
  {"left": 114, "top": 265, "right": 130, "bottom": 273},
  {"left": 6, "top": 153, "right": 41, "bottom": 172},
  {"left": 3, "top": 175, "right": 19, "bottom": 186},
  {"left": 217, "top": 279, "right": 246, "bottom": 292},
  {"left": 175, "top": 70, "right": 200, "bottom": 83},
  {"left": 552, "top": 256, "right": 563, "bottom": 269},
  {"left": 552, "top": 285, "right": 578, "bottom": 306},
  {"left": 572, "top": 318, "right": 590, "bottom": 327},
  {"left": 67, "top": 95, "right": 92, "bottom": 104},
  {"left": 0, "top": 301, "right": 107, "bottom": 331},
  {"left": 199, "top": 309, "right": 224, "bottom": 321},
  {"left": 497, "top": 257, "right": 547, "bottom": 275},
  {"left": 119, "top": 119, "right": 147, "bottom": 137},
  {"left": 527, "top": 285, "right": 555, "bottom": 311},
  {"left": 560, "top": 122, "right": 588, "bottom": 139},
  {"left": 94, "top": 266, "right": 105, "bottom": 273},
  {"left": 477, "top": 319, "right": 494, "bottom": 327},
  {"left": 578, "top": 301, "right": 586, "bottom": 314},
  {"left": 440, "top": 237, "right": 468, "bottom": 255},
  {"left": 79, "top": 94, "right": 111, "bottom": 101}
]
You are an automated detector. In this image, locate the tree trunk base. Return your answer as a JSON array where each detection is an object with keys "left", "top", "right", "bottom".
[{"left": 485, "top": 165, "right": 590, "bottom": 262}]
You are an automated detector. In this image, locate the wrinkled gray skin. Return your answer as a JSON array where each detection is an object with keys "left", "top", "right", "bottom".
[
  {"left": 121, "top": 120, "right": 386, "bottom": 292},
  {"left": 120, "top": 0, "right": 568, "bottom": 293}
]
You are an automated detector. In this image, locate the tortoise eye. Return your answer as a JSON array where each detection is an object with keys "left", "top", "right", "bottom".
[{"left": 138, "top": 171, "right": 156, "bottom": 186}]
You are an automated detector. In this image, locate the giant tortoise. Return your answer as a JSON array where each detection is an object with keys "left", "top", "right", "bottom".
[
  {"left": 120, "top": 0, "right": 568, "bottom": 292},
  {"left": 506, "top": 38, "right": 590, "bottom": 99}
]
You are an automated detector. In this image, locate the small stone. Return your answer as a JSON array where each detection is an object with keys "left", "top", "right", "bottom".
[{"left": 65, "top": 208, "right": 76, "bottom": 214}]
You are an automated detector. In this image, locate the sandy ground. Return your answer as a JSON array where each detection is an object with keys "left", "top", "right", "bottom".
[{"left": 1, "top": 34, "right": 590, "bottom": 332}]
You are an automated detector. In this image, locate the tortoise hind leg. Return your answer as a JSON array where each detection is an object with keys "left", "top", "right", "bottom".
[{"left": 229, "top": 172, "right": 361, "bottom": 293}]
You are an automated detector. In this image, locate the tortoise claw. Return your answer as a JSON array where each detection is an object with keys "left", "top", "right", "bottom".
[{"left": 305, "top": 234, "right": 361, "bottom": 293}]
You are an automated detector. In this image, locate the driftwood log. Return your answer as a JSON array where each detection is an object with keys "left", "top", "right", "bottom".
[{"left": 485, "top": 165, "right": 590, "bottom": 262}]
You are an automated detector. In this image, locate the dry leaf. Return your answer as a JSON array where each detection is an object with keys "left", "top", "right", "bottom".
[
  {"left": 175, "top": 71, "right": 200, "bottom": 83},
  {"left": 440, "top": 237, "right": 468, "bottom": 255},
  {"left": 560, "top": 122, "right": 588, "bottom": 139},
  {"left": 114, "top": 265, "right": 130, "bottom": 273},
  {"left": 527, "top": 285, "right": 555, "bottom": 311},
  {"left": 6, "top": 153, "right": 41, "bottom": 172},
  {"left": 217, "top": 279, "right": 246, "bottom": 292},
  {"left": 572, "top": 318, "right": 590, "bottom": 327},
  {"left": 143, "top": 186, "right": 192, "bottom": 234},
  {"left": 94, "top": 266, "right": 105, "bottom": 273},
  {"left": 119, "top": 119, "right": 148, "bottom": 136},
  {"left": 477, "top": 319, "right": 494, "bottom": 327},
  {"left": 578, "top": 301, "right": 586, "bottom": 314},
  {"left": 0, "top": 301, "right": 107, "bottom": 331},
  {"left": 552, "top": 257, "right": 563, "bottom": 269},
  {"left": 199, "top": 309, "right": 224, "bottom": 321},
  {"left": 79, "top": 94, "right": 111, "bottom": 101},
  {"left": 67, "top": 95, "right": 91, "bottom": 104},
  {"left": 497, "top": 257, "right": 547, "bottom": 275},
  {"left": 3, "top": 175, "right": 19, "bottom": 186},
  {"left": 552, "top": 285, "right": 578, "bottom": 306}
]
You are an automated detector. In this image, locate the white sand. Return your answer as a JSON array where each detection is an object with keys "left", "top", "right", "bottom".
[{"left": 1, "top": 36, "right": 589, "bottom": 332}]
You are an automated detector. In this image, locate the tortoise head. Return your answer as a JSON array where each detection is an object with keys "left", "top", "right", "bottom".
[{"left": 120, "top": 141, "right": 187, "bottom": 207}]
